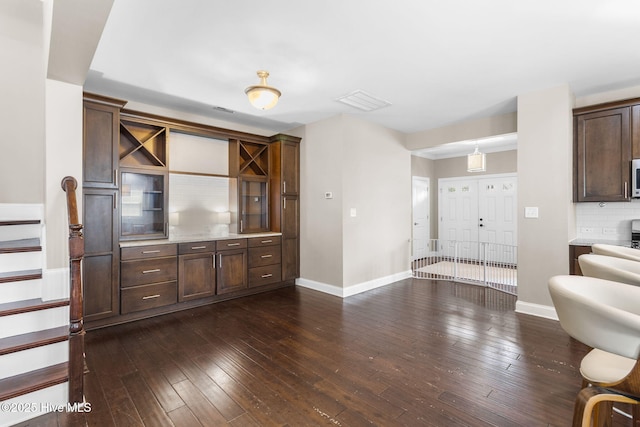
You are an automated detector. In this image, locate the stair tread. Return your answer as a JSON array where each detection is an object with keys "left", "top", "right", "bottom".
[
  {"left": 0, "top": 238, "right": 41, "bottom": 254},
  {"left": 0, "top": 269, "right": 42, "bottom": 284},
  {"left": 0, "top": 220, "right": 41, "bottom": 227},
  {"left": 0, "top": 326, "right": 68, "bottom": 355},
  {"left": 0, "top": 362, "right": 68, "bottom": 401},
  {"left": 0, "top": 298, "right": 69, "bottom": 317}
]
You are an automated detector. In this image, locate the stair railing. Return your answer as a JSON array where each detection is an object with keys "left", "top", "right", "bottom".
[{"left": 61, "top": 176, "right": 85, "bottom": 404}]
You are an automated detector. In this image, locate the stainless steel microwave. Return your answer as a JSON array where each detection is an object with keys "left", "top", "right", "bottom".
[{"left": 633, "top": 158, "right": 640, "bottom": 198}]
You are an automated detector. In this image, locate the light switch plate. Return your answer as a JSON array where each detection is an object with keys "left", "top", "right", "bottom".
[
  {"left": 524, "top": 207, "right": 539, "bottom": 218},
  {"left": 350, "top": 208, "right": 357, "bottom": 217},
  {"left": 324, "top": 192, "right": 333, "bottom": 199}
]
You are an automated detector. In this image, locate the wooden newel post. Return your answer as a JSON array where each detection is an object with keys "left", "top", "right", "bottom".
[{"left": 61, "top": 176, "right": 85, "bottom": 404}]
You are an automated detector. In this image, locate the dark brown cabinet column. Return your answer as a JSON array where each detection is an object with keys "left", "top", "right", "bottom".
[
  {"left": 82, "top": 94, "right": 126, "bottom": 322},
  {"left": 270, "top": 135, "right": 301, "bottom": 282}
]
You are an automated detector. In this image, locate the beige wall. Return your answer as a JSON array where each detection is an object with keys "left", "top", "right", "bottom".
[
  {"left": 0, "top": 1, "right": 45, "bottom": 203},
  {"left": 516, "top": 85, "right": 574, "bottom": 310},
  {"left": 434, "top": 150, "right": 517, "bottom": 178},
  {"left": 297, "top": 116, "right": 344, "bottom": 286},
  {"left": 406, "top": 112, "right": 517, "bottom": 150},
  {"left": 299, "top": 114, "right": 411, "bottom": 290},
  {"left": 341, "top": 115, "right": 411, "bottom": 287}
]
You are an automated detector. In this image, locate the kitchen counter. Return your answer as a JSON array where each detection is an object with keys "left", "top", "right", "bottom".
[
  {"left": 569, "top": 238, "right": 631, "bottom": 247},
  {"left": 120, "top": 232, "right": 282, "bottom": 247}
]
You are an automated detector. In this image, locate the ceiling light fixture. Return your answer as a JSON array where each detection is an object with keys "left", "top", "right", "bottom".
[
  {"left": 245, "top": 70, "right": 281, "bottom": 110},
  {"left": 467, "top": 144, "right": 486, "bottom": 172}
]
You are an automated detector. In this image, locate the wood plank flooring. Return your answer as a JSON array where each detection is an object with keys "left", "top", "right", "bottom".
[{"left": 17, "top": 279, "right": 634, "bottom": 426}]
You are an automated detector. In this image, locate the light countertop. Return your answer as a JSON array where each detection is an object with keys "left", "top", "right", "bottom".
[{"left": 120, "top": 231, "right": 282, "bottom": 247}]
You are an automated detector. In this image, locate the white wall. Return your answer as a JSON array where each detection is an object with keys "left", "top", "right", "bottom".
[
  {"left": 44, "top": 80, "right": 83, "bottom": 269},
  {"left": 0, "top": 1, "right": 45, "bottom": 203},
  {"left": 516, "top": 85, "right": 574, "bottom": 314}
]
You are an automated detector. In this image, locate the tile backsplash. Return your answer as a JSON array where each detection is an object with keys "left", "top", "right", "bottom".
[{"left": 576, "top": 199, "right": 640, "bottom": 241}]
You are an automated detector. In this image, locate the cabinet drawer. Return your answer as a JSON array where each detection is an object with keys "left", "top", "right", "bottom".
[
  {"left": 178, "top": 241, "right": 216, "bottom": 254},
  {"left": 121, "top": 257, "right": 177, "bottom": 287},
  {"left": 122, "top": 244, "right": 177, "bottom": 260},
  {"left": 248, "top": 236, "right": 281, "bottom": 247},
  {"left": 216, "top": 238, "right": 247, "bottom": 251},
  {"left": 248, "top": 245, "right": 282, "bottom": 268},
  {"left": 121, "top": 281, "right": 177, "bottom": 314},
  {"left": 248, "top": 264, "right": 282, "bottom": 287}
]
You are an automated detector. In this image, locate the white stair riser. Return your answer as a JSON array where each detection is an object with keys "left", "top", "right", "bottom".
[
  {"left": 0, "top": 252, "right": 42, "bottom": 273},
  {"left": 0, "top": 279, "right": 42, "bottom": 305},
  {"left": 0, "top": 307, "right": 68, "bottom": 340},
  {"left": 0, "top": 382, "right": 68, "bottom": 427},
  {"left": 0, "top": 224, "right": 42, "bottom": 242},
  {"left": 0, "top": 204, "right": 43, "bottom": 222},
  {"left": 0, "top": 341, "right": 68, "bottom": 380}
]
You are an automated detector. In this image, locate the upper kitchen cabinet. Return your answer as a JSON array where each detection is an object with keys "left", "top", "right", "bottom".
[
  {"left": 574, "top": 101, "right": 633, "bottom": 202},
  {"left": 119, "top": 114, "right": 169, "bottom": 170},
  {"left": 83, "top": 94, "right": 128, "bottom": 188}
]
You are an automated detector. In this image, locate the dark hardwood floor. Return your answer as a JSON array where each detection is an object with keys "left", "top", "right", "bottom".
[{"left": 18, "top": 279, "right": 633, "bottom": 426}]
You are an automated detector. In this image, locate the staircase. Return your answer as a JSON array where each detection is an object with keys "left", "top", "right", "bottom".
[{"left": 0, "top": 204, "right": 70, "bottom": 427}]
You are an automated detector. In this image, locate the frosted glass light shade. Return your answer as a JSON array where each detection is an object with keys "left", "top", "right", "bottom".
[
  {"left": 467, "top": 147, "right": 486, "bottom": 172},
  {"left": 245, "top": 70, "right": 281, "bottom": 110}
]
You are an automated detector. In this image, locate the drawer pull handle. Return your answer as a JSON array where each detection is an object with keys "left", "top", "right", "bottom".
[
  {"left": 142, "top": 294, "right": 161, "bottom": 300},
  {"left": 261, "top": 254, "right": 273, "bottom": 258},
  {"left": 227, "top": 243, "right": 241, "bottom": 247},
  {"left": 191, "top": 246, "right": 207, "bottom": 250},
  {"left": 142, "top": 269, "right": 161, "bottom": 274},
  {"left": 261, "top": 240, "right": 273, "bottom": 244},
  {"left": 261, "top": 274, "right": 273, "bottom": 278},
  {"left": 142, "top": 250, "right": 161, "bottom": 254}
]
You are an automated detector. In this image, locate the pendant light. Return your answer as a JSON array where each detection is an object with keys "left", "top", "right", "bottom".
[
  {"left": 245, "top": 70, "right": 281, "bottom": 110},
  {"left": 467, "top": 144, "right": 486, "bottom": 172}
]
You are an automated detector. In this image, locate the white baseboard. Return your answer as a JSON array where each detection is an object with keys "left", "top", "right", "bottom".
[
  {"left": 296, "top": 270, "right": 412, "bottom": 298},
  {"left": 42, "top": 268, "right": 69, "bottom": 301},
  {"left": 515, "top": 300, "right": 558, "bottom": 320}
]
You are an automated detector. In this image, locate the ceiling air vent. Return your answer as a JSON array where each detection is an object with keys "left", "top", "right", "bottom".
[{"left": 335, "top": 90, "right": 391, "bottom": 112}]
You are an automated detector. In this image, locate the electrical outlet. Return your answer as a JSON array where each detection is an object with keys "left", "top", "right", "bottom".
[
  {"left": 602, "top": 227, "right": 617, "bottom": 235},
  {"left": 580, "top": 227, "right": 595, "bottom": 234}
]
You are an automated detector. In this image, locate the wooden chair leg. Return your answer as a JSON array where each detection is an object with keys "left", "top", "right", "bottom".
[{"left": 573, "top": 387, "right": 638, "bottom": 427}]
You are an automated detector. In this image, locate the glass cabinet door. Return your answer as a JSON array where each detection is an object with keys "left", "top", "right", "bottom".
[
  {"left": 239, "top": 177, "right": 268, "bottom": 233},
  {"left": 120, "top": 170, "right": 167, "bottom": 240}
]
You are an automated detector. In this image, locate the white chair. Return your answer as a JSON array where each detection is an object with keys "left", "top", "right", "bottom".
[
  {"left": 578, "top": 253, "right": 640, "bottom": 286},
  {"left": 591, "top": 243, "right": 640, "bottom": 262},
  {"left": 548, "top": 275, "right": 640, "bottom": 427}
]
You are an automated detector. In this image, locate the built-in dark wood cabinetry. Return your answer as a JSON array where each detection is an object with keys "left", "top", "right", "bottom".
[
  {"left": 569, "top": 245, "right": 591, "bottom": 275},
  {"left": 248, "top": 236, "right": 282, "bottom": 287},
  {"left": 83, "top": 93, "right": 300, "bottom": 329},
  {"left": 82, "top": 95, "right": 127, "bottom": 322},
  {"left": 573, "top": 97, "right": 640, "bottom": 202},
  {"left": 216, "top": 239, "right": 248, "bottom": 294},
  {"left": 270, "top": 135, "right": 301, "bottom": 281},
  {"left": 178, "top": 242, "right": 216, "bottom": 302}
]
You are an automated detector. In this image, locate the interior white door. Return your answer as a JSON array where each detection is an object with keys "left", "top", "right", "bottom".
[
  {"left": 412, "top": 177, "right": 430, "bottom": 260},
  {"left": 478, "top": 175, "right": 517, "bottom": 245},
  {"left": 478, "top": 175, "right": 518, "bottom": 263},
  {"left": 439, "top": 178, "right": 479, "bottom": 259}
]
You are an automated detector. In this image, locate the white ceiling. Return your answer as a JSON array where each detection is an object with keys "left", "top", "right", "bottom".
[{"left": 84, "top": 0, "right": 640, "bottom": 138}]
